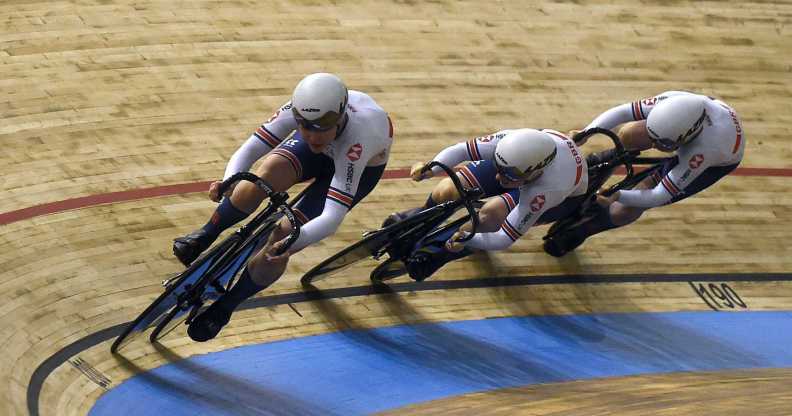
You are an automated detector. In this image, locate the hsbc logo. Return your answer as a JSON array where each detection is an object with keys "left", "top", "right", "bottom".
[
  {"left": 347, "top": 143, "right": 363, "bottom": 161},
  {"left": 530, "top": 195, "right": 545, "bottom": 212},
  {"left": 689, "top": 154, "right": 704, "bottom": 169}
]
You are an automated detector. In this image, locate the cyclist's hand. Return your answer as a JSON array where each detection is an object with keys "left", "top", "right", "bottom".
[
  {"left": 410, "top": 162, "right": 432, "bottom": 182},
  {"left": 265, "top": 238, "right": 292, "bottom": 262},
  {"left": 569, "top": 129, "right": 587, "bottom": 146},
  {"left": 208, "top": 180, "right": 232, "bottom": 202},
  {"left": 445, "top": 231, "right": 467, "bottom": 253},
  {"left": 596, "top": 191, "right": 619, "bottom": 207}
]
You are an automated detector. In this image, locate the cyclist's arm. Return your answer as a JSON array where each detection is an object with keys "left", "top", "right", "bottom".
[
  {"left": 290, "top": 122, "right": 389, "bottom": 251},
  {"left": 617, "top": 151, "right": 714, "bottom": 208},
  {"left": 428, "top": 142, "right": 474, "bottom": 176},
  {"left": 583, "top": 103, "right": 637, "bottom": 131},
  {"left": 223, "top": 103, "right": 296, "bottom": 179},
  {"left": 223, "top": 135, "right": 274, "bottom": 180},
  {"left": 585, "top": 91, "right": 692, "bottom": 132},
  {"left": 429, "top": 132, "right": 503, "bottom": 176},
  {"left": 290, "top": 200, "right": 348, "bottom": 252},
  {"left": 465, "top": 191, "right": 559, "bottom": 251}
]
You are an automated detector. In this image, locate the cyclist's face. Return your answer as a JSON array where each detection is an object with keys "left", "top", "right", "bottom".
[
  {"left": 298, "top": 124, "right": 338, "bottom": 153},
  {"left": 496, "top": 173, "right": 525, "bottom": 189}
]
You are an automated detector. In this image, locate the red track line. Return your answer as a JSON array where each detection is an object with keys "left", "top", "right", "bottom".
[{"left": 0, "top": 166, "right": 788, "bottom": 226}]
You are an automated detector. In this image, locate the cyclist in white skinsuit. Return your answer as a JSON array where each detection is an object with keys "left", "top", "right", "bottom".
[
  {"left": 546, "top": 90, "right": 745, "bottom": 256},
  {"left": 391, "top": 128, "right": 588, "bottom": 280},
  {"left": 180, "top": 73, "right": 394, "bottom": 341}
]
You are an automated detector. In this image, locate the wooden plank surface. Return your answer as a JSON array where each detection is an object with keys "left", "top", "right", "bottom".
[{"left": 1, "top": 1, "right": 791, "bottom": 415}]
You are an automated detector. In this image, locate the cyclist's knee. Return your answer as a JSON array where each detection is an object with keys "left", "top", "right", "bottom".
[
  {"left": 609, "top": 202, "right": 644, "bottom": 226},
  {"left": 256, "top": 155, "right": 298, "bottom": 191},
  {"left": 477, "top": 204, "right": 509, "bottom": 233},
  {"left": 618, "top": 121, "right": 652, "bottom": 151},
  {"left": 231, "top": 181, "right": 268, "bottom": 212},
  {"left": 269, "top": 218, "right": 294, "bottom": 243},
  {"left": 248, "top": 250, "right": 287, "bottom": 286},
  {"left": 431, "top": 178, "right": 461, "bottom": 204}
]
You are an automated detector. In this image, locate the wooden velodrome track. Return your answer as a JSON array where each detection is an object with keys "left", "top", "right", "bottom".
[{"left": 2, "top": 1, "right": 791, "bottom": 415}]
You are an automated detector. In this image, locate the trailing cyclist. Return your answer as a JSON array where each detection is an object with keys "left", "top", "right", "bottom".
[{"left": 546, "top": 91, "right": 745, "bottom": 256}]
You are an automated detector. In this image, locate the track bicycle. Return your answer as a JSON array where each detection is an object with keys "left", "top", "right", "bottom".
[
  {"left": 542, "top": 127, "right": 672, "bottom": 255},
  {"left": 111, "top": 172, "right": 301, "bottom": 353},
  {"left": 299, "top": 161, "right": 482, "bottom": 284}
]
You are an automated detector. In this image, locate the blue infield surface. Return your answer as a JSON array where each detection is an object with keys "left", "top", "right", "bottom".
[{"left": 91, "top": 311, "right": 792, "bottom": 415}]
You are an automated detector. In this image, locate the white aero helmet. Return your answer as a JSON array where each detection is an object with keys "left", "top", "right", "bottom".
[
  {"left": 291, "top": 73, "right": 348, "bottom": 131},
  {"left": 493, "top": 129, "right": 558, "bottom": 182},
  {"left": 646, "top": 94, "right": 708, "bottom": 151}
]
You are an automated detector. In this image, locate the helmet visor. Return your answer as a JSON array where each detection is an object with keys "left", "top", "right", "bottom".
[
  {"left": 648, "top": 108, "right": 706, "bottom": 151},
  {"left": 292, "top": 107, "right": 343, "bottom": 132},
  {"left": 494, "top": 148, "right": 555, "bottom": 183},
  {"left": 494, "top": 161, "right": 530, "bottom": 182}
]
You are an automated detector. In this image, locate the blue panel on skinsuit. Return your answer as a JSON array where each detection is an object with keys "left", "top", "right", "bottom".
[{"left": 92, "top": 311, "right": 792, "bottom": 416}]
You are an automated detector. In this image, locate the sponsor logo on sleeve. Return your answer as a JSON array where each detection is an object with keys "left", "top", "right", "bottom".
[
  {"left": 519, "top": 212, "right": 534, "bottom": 228},
  {"left": 688, "top": 154, "right": 704, "bottom": 169},
  {"left": 345, "top": 162, "right": 355, "bottom": 193},
  {"left": 267, "top": 103, "right": 293, "bottom": 124},
  {"left": 641, "top": 97, "right": 658, "bottom": 107},
  {"left": 530, "top": 195, "right": 546, "bottom": 212},
  {"left": 475, "top": 133, "right": 505, "bottom": 143},
  {"left": 347, "top": 143, "right": 363, "bottom": 161}
]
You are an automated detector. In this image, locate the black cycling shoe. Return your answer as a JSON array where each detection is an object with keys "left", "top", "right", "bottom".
[
  {"left": 543, "top": 230, "right": 587, "bottom": 257},
  {"left": 405, "top": 250, "right": 442, "bottom": 282},
  {"left": 381, "top": 207, "right": 422, "bottom": 228},
  {"left": 173, "top": 229, "right": 213, "bottom": 266},
  {"left": 187, "top": 302, "right": 232, "bottom": 342}
]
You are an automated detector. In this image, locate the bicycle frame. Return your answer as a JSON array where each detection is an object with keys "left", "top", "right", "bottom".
[
  {"left": 111, "top": 172, "right": 301, "bottom": 353},
  {"left": 545, "top": 128, "right": 671, "bottom": 240},
  {"left": 300, "top": 161, "right": 482, "bottom": 284}
]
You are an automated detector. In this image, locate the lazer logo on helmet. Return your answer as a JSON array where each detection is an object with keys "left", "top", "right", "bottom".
[{"left": 301, "top": 108, "right": 320, "bottom": 112}]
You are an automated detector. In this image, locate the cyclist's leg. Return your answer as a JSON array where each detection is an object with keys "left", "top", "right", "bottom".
[
  {"left": 553, "top": 160, "right": 737, "bottom": 254},
  {"left": 585, "top": 121, "right": 652, "bottom": 166},
  {"left": 189, "top": 161, "right": 386, "bottom": 341},
  {"left": 186, "top": 140, "right": 332, "bottom": 341},
  {"left": 385, "top": 160, "right": 505, "bottom": 226},
  {"left": 406, "top": 189, "right": 516, "bottom": 281},
  {"left": 218, "top": 162, "right": 386, "bottom": 300},
  {"left": 545, "top": 165, "right": 661, "bottom": 257},
  {"left": 618, "top": 120, "right": 653, "bottom": 151},
  {"left": 174, "top": 135, "right": 315, "bottom": 266},
  {"left": 536, "top": 194, "right": 589, "bottom": 226}
]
